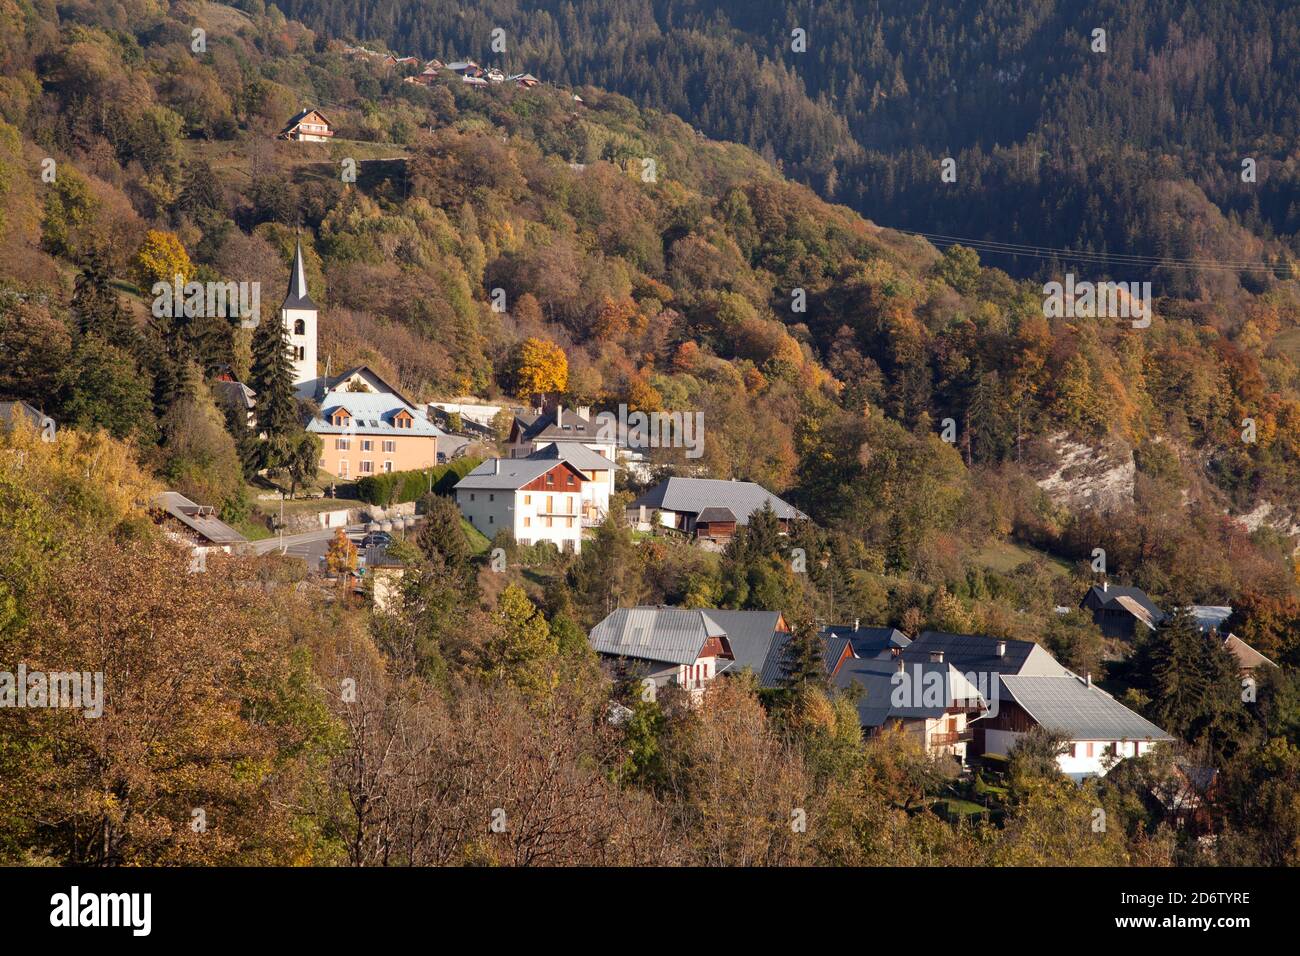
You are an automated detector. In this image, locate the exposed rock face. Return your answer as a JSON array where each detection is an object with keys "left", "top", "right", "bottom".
[{"left": 1034, "top": 432, "right": 1135, "bottom": 511}]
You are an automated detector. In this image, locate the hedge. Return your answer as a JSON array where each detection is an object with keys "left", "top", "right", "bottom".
[{"left": 356, "top": 457, "right": 483, "bottom": 506}]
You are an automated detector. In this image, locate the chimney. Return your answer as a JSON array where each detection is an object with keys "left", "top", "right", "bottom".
[
  {"left": 555, "top": 404, "right": 563, "bottom": 426},
  {"left": 1102, "top": 580, "right": 1108, "bottom": 592},
  {"left": 638, "top": 504, "right": 647, "bottom": 523},
  {"left": 1086, "top": 673, "right": 1092, "bottom": 687},
  {"left": 930, "top": 651, "right": 944, "bottom": 664},
  {"left": 853, "top": 617, "right": 860, "bottom": 630},
  {"left": 890, "top": 646, "right": 901, "bottom": 659},
  {"left": 996, "top": 640, "right": 1006, "bottom": 658},
  {"left": 493, "top": 458, "right": 500, "bottom": 475},
  {"left": 896, "top": 657, "right": 905, "bottom": 673},
  {"left": 577, "top": 405, "right": 591, "bottom": 421}
]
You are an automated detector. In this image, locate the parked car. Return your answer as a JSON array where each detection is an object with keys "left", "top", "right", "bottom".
[{"left": 359, "top": 531, "right": 392, "bottom": 549}]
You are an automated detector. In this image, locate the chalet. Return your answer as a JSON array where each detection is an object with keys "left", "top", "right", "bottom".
[
  {"left": 212, "top": 380, "right": 256, "bottom": 429},
  {"left": 983, "top": 674, "right": 1174, "bottom": 781},
  {"left": 587, "top": 606, "right": 735, "bottom": 698},
  {"left": 307, "top": 366, "right": 439, "bottom": 478},
  {"left": 525, "top": 442, "right": 615, "bottom": 525},
  {"left": 279, "top": 108, "right": 334, "bottom": 142},
  {"left": 835, "top": 654, "right": 990, "bottom": 761},
  {"left": 454, "top": 457, "right": 588, "bottom": 553},
  {"left": 151, "top": 491, "right": 247, "bottom": 562},
  {"left": 1080, "top": 582, "right": 1165, "bottom": 638},
  {"left": 823, "top": 623, "right": 912, "bottom": 660},
  {"left": 508, "top": 406, "right": 618, "bottom": 462},
  {"left": 627, "top": 477, "right": 807, "bottom": 540},
  {"left": 760, "top": 630, "right": 855, "bottom": 687},
  {"left": 511, "top": 73, "right": 540, "bottom": 88},
  {"left": 485, "top": 68, "right": 506, "bottom": 83}
]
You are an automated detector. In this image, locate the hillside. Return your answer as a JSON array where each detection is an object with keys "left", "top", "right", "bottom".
[{"left": 1, "top": 0, "right": 1300, "bottom": 872}]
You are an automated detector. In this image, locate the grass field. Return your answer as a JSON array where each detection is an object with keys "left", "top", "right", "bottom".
[{"left": 972, "top": 539, "right": 1071, "bottom": 576}]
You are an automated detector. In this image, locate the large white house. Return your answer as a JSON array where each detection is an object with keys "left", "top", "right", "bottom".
[
  {"left": 454, "top": 457, "right": 588, "bottom": 552},
  {"left": 587, "top": 607, "right": 736, "bottom": 700},
  {"left": 526, "top": 442, "right": 616, "bottom": 525}
]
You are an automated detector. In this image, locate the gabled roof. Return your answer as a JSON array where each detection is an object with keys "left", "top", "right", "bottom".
[
  {"left": 998, "top": 674, "right": 1174, "bottom": 742},
  {"left": 835, "top": 658, "right": 987, "bottom": 727},
  {"left": 1082, "top": 584, "right": 1165, "bottom": 623},
  {"left": 282, "top": 237, "right": 317, "bottom": 311},
  {"left": 323, "top": 365, "right": 421, "bottom": 413},
  {"left": 519, "top": 407, "right": 605, "bottom": 444},
  {"left": 823, "top": 625, "right": 911, "bottom": 660},
  {"left": 588, "top": 607, "right": 733, "bottom": 666},
  {"left": 1189, "top": 605, "right": 1233, "bottom": 634},
  {"left": 309, "top": 388, "right": 439, "bottom": 437},
  {"left": 526, "top": 441, "right": 617, "bottom": 472},
  {"left": 1223, "top": 634, "right": 1276, "bottom": 671},
  {"left": 151, "top": 492, "right": 246, "bottom": 546},
  {"left": 628, "top": 477, "right": 807, "bottom": 523},
  {"left": 704, "top": 610, "right": 784, "bottom": 676},
  {"left": 280, "top": 108, "right": 333, "bottom": 135},
  {"left": 696, "top": 506, "right": 737, "bottom": 523},
  {"left": 759, "top": 633, "right": 852, "bottom": 688},
  {"left": 901, "top": 632, "right": 1070, "bottom": 677},
  {"left": 454, "top": 457, "right": 584, "bottom": 491}
]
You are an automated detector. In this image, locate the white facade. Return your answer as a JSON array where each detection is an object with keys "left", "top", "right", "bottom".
[
  {"left": 283, "top": 303, "right": 318, "bottom": 396},
  {"left": 983, "top": 729, "right": 1159, "bottom": 781},
  {"left": 456, "top": 484, "right": 584, "bottom": 553}
]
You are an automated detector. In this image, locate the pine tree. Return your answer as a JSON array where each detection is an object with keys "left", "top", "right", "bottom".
[
  {"left": 250, "top": 314, "right": 300, "bottom": 463},
  {"left": 781, "top": 611, "right": 828, "bottom": 690}
]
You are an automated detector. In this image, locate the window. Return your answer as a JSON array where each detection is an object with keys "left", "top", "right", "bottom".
[
  {"left": 566, "top": 517, "right": 574, "bottom": 528},
  {"left": 295, "top": 346, "right": 305, "bottom": 361},
  {"left": 338, "top": 460, "right": 349, "bottom": 477},
  {"left": 361, "top": 461, "right": 374, "bottom": 474},
  {"left": 335, "top": 438, "right": 351, "bottom": 450},
  {"left": 523, "top": 495, "right": 531, "bottom": 505},
  {"left": 523, "top": 517, "right": 531, "bottom": 527},
  {"left": 383, "top": 461, "right": 393, "bottom": 473},
  {"left": 566, "top": 474, "right": 574, "bottom": 485},
  {"left": 470, "top": 493, "right": 475, "bottom": 502},
  {"left": 546, "top": 496, "right": 553, "bottom": 513},
  {"left": 293, "top": 319, "right": 305, "bottom": 335},
  {"left": 362, "top": 440, "right": 373, "bottom": 452},
  {"left": 546, "top": 473, "right": 554, "bottom": 485},
  {"left": 1086, "top": 742, "right": 1094, "bottom": 758},
  {"left": 545, "top": 516, "right": 553, "bottom": 527},
  {"left": 488, "top": 515, "right": 493, "bottom": 524},
  {"left": 489, "top": 494, "right": 494, "bottom": 502},
  {"left": 383, "top": 440, "right": 395, "bottom": 453}
]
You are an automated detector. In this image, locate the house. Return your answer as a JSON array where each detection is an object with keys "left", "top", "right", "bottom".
[
  {"left": 526, "top": 442, "right": 616, "bottom": 525},
  {"left": 508, "top": 406, "right": 618, "bottom": 462},
  {"left": 983, "top": 674, "right": 1174, "bottom": 781},
  {"left": 307, "top": 366, "right": 440, "bottom": 479},
  {"left": 708, "top": 610, "right": 788, "bottom": 681},
  {"left": 485, "top": 68, "right": 506, "bottom": 83},
  {"left": 823, "top": 623, "right": 912, "bottom": 660},
  {"left": 1080, "top": 582, "right": 1165, "bottom": 638},
  {"left": 278, "top": 108, "right": 334, "bottom": 142},
  {"left": 834, "top": 653, "right": 990, "bottom": 761},
  {"left": 151, "top": 492, "right": 247, "bottom": 563},
  {"left": 627, "top": 477, "right": 808, "bottom": 539},
  {"left": 759, "top": 630, "right": 855, "bottom": 687},
  {"left": 212, "top": 380, "right": 256, "bottom": 429},
  {"left": 587, "top": 606, "right": 735, "bottom": 697},
  {"left": 899, "top": 630, "right": 1172, "bottom": 778},
  {"left": 510, "top": 73, "right": 540, "bottom": 88},
  {"left": 363, "top": 546, "right": 406, "bottom": 613},
  {"left": 454, "top": 457, "right": 587, "bottom": 552},
  {"left": 1190, "top": 605, "right": 1233, "bottom": 634},
  {"left": 0, "top": 401, "right": 55, "bottom": 438}
]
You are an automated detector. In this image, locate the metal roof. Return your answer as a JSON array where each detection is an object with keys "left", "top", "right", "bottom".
[
  {"left": 527, "top": 441, "right": 617, "bottom": 472},
  {"left": 998, "top": 675, "right": 1174, "bottom": 742},
  {"left": 628, "top": 477, "right": 807, "bottom": 523},
  {"left": 835, "top": 658, "right": 986, "bottom": 727},
  {"left": 455, "top": 457, "right": 583, "bottom": 491},
  {"left": 1083, "top": 584, "right": 1165, "bottom": 623},
  {"left": 901, "top": 632, "right": 1069, "bottom": 677},
  {"left": 823, "top": 625, "right": 911, "bottom": 660},
  {"left": 588, "top": 607, "right": 731, "bottom": 665},
  {"left": 152, "top": 492, "right": 247, "bottom": 546},
  {"left": 282, "top": 237, "right": 317, "bottom": 311},
  {"left": 705, "top": 610, "right": 784, "bottom": 676},
  {"left": 309, "top": 389, "right": 440, "bottom": 437},
  {"left": 759, "top": 633, "right": 852, "bottom": 688}
]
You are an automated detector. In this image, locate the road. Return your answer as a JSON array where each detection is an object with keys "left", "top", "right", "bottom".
[{"left": 247, "top": 524, "right": 367, "bottom": 565}]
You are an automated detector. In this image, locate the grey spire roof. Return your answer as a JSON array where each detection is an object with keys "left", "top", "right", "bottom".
[{"left": 283, "top": 237, "right": 317, "bottom": 311}]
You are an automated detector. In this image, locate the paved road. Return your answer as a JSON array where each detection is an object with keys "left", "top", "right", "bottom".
[{"left": 248, "top": 524, "right": 367, "bottom": 564}]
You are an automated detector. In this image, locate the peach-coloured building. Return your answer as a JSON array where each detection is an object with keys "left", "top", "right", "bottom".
[{"left": 308, "top": 366, "right": 439, "bottom": 479}]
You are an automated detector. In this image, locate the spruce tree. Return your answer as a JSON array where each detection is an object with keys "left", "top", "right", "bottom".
[{"left": 250, "top": 314, "right": 299, "bottom": 447}]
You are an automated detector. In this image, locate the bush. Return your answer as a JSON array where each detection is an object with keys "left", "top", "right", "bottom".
[{"left": 356, "top": 457, "right": 482, "bottom": 506}]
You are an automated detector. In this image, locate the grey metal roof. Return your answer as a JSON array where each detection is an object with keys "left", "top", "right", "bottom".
[
  {"left": 1189, "top": 605, "right": 1232, "bottom": 634},
  {"left": 588, "top": 607, "right": 731, "bottom": 665},
  {"left": 282, "top": 237, "right": 317, "bottom": 311},
  {"left": 0, "top": 401, "right": 53, "bottom": 432},
  {"left": 998, "top": 675, "right": 1174, "bottom": 741},
  {"left": 152, "top": 492, "right": 247, "bottom": 546},
  {"left": 521, "top": 407, "right": 603, "bottom": 443},
  {"left": 759, "top": 633, "right": 851, "bottom": 688},
  {"left": 823, "top": 625, "right": 911, "bottom": 660},
  {"left": 527, "top": 441, "right": 617, "bottom": 472},
  {"left": 455, "top": 457, "right": 583, "bottom": 491},
  {"left": 628, "top": 477, "right": 807, "bottom": 523},
  {"left": 705, "top": 610, "right": 784, "bottom": 676},
  {"left": 835, "top": 658, "right": 985, "bottom": 727},
  {"left": 696, "top": 507, "right": 737, "bottom": 523},
  {"left": 902, "top": 632, "right": 1069, "bottom": 677}
]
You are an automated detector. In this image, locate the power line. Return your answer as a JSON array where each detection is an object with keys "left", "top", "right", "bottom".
[{"left": 896, "top": 229, "right": 1290, "bottom": 275}]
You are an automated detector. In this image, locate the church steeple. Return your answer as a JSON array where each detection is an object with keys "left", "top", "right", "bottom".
[
  {"left": 283, "top": 236, "right": 317, "bottom": 311},
  {"left": 281, "top": 233, "right": 319, "bottom": 397}
]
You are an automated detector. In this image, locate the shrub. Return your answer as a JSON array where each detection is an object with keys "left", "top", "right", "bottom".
[{"left": 356, "top": 457, "right": 482, "bottom": 506}]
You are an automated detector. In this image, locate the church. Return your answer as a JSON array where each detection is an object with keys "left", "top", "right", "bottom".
[{"left": 277, "top": 239, "right": 441, "bottom": 478}]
